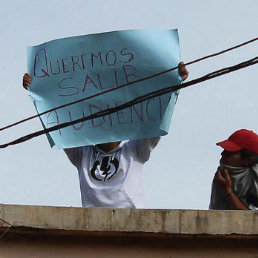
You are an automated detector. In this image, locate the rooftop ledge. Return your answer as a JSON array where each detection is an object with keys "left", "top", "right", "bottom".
[{"left": 0, "top": 204, "right": 257, "bottom": 237}]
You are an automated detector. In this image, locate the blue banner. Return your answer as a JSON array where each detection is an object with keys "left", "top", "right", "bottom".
[{"left": 27, "top": 29, "right": 181, "bottom": 148}]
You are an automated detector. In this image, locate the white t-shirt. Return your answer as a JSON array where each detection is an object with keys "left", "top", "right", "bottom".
[{"left": 65, "top": 137, "right": 160, "bottom": 208}]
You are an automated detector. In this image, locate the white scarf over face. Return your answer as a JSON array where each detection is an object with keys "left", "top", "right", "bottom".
[{"left": 209, "top": 163, "right": 258, "bottom": 210}]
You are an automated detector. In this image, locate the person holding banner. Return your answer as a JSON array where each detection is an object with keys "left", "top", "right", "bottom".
[
  {"left": 209, "top": 129, "right": 258, "bottom": 210},
  {"left": 23, "top": 62, "right": 188, "bottom": 209}
]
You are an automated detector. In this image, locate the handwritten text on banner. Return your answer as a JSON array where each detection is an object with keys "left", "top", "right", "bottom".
[{"left": 27, "top": 29, "right": 181, "bottom": 148}]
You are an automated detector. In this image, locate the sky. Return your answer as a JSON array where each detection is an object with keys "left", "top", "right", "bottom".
[{"left": 0, "top": 0, "right": 257, "bottom": 209}]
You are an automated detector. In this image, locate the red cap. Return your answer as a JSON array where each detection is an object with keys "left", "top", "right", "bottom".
[{"left": 216, "top": 129, "right": 258, "bottom": 154}]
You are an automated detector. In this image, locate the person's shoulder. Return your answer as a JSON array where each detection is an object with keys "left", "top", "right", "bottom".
[{"left": 120, "top": 140, "right": 136, "bottom": 152}]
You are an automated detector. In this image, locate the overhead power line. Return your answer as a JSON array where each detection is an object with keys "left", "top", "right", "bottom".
[
  {"left": 0, "top": 36, "right": 257, "bottom": 133},
  {"left": 0, "top": 55, "right": 257, "bottom": 149}
]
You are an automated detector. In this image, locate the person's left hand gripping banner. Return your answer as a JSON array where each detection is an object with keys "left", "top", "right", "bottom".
[{"left": 27, "top": 29, "right": 182, "bottom": 148}]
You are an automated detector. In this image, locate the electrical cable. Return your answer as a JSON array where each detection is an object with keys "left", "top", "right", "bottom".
[
  {"left": 0, "top": 56, "right": 257, "bottom": 149},
  {"left": 0, "top": 36, "right": 257, "bottom": 132}
]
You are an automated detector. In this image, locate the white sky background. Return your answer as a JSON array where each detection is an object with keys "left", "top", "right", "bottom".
[{"left": 0, "top": 0, "right": 257, "bottom": 209}]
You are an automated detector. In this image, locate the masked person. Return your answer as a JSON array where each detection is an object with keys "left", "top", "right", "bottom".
[{"left": 209, "top": 129, "right": 258, "bottom": 210}]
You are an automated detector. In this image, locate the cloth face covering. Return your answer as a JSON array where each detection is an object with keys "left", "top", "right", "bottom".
[{"left": 209, "top": 163, "right": 258, "bottom": 210}]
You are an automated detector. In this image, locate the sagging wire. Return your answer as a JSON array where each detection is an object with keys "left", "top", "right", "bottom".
[
  {"left": 0, "top": 56, "right": 257, "bottom": 149},
  {"left": 0, "top": 217, "right": 12, "bottom": 239},
  {"left": 0, "top": 36, "right": 257, "bottom": 133}
]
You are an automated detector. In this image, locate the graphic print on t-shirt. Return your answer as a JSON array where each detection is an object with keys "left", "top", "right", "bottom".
[{"left": 90, "top": 156, "right": 119, "bottom": 182}]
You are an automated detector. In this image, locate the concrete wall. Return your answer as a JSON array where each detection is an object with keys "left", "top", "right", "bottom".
[{"left": 0, "top": 204, "right": 257, "bottom": 257}]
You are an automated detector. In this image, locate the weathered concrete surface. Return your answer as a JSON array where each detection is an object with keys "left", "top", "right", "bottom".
[
  {"left": 0, "top": 204, "right": 257, "bottom": 235},
  {"left": 0, "top": 204, "right": 257, "bottom": 258}
]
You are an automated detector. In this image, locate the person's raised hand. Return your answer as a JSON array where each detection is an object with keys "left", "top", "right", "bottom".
[
  {"left": 178, "top": 62, "right": 189, "bottom": 81},
  {"left": 23, "top": 73, "right": 31, "bottom": 90}
]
